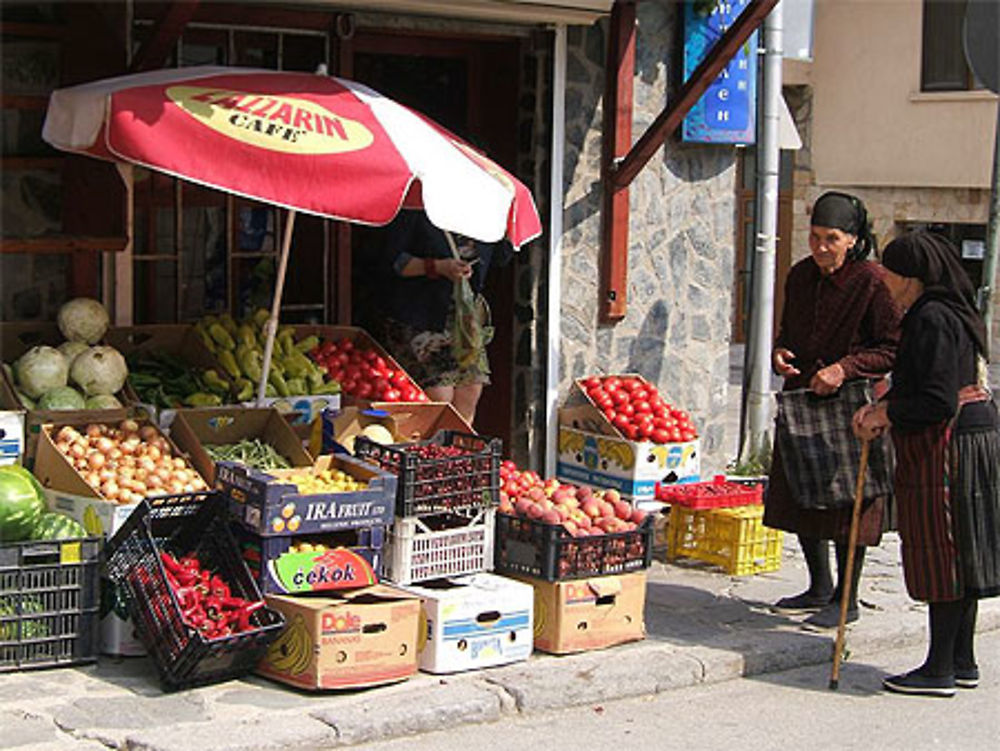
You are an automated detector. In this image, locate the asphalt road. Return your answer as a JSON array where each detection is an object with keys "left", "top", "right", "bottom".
[{"left": 354, "top": 629, "right": 1000, "bottom": 751}]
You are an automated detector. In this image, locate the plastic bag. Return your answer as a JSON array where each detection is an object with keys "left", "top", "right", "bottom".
[{"left": 444, "top": 231, "right": 493, "bottom": 371}]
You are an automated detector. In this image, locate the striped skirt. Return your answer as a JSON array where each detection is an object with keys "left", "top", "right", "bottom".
[{"left": 892, "top": 422, "right": 1000, "bottom": 602}]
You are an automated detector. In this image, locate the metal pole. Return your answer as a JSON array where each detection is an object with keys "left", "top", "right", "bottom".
[
  {"left": 741, "top": 1, "right": 782, "bottom": 462},
  {"left": 981, "top": 100, "right": 1000, "bottom": 349},
  {"left": 258, "top": 210, "right": 297, "bottom": 403}
]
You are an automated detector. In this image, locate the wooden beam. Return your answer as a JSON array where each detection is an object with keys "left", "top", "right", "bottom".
[
  {"left": 612, "top": 0, "right": 778, "bottom": 190},
  {"left": 599, "top": 0, "right": 636, "bottom": 321},
  {"left": 0, "top": 236, "right": 127, "bottom": 254},
  {"left": 129, "top": 0, "right": 200, "bottom": 73}
]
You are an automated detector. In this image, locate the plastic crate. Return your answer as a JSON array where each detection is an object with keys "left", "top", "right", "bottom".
[
  {"left": 0, "top": 537, "right": 101, "bottom": 672},
  {"left": 383, "top": 508, "right": 495, "bottom": 585},
  {"left": 656, "top": 474, "right": 763, "bottom": 510},
  {"left": 666, "top": 504, "right": 783, "bottom": 576},
  {"left": 355, "top": 430, "right": 500, "bottom": 516},
  {"left": 104, "top": 492, "right": 284, "bottom": 690},
  {"left": 494, "top": 513, "right": 653, "bottom": 581}
]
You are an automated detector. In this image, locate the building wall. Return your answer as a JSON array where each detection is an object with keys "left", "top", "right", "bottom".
[
  {"left": 811, "top": 0, "right": 997, "bottom": 189},
  {"left": 559, "top": 1, "right": 738, "bottom": 473}
]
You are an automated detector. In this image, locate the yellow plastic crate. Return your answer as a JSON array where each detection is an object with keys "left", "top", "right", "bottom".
[{"left": 666, "top": 504, "right": 782, "bottom": 576}]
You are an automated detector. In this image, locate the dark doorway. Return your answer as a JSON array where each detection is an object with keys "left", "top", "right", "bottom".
[{"left": 342, "top": 30, "right": 522, "bottom": 449}]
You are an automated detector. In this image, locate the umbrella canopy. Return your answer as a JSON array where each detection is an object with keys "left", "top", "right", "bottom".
[
  {"left": 43, "top": 66, "right": 541, "bottom": 248},
  {"left": 42, "top": 65, "right": 542, "bottom": 401}
]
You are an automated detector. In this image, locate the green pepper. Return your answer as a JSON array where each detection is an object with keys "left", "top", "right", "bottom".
[
  {"left": 184, "top": 392, "right": 223, "bottom": 407},
  {"left": 313, "top": 380, "right": 341, "bottom": 395},
  {"left": 233, "top": 378, "right": 254, "bottom": 402},
  {"left": 268, "top": 370, "right": 290, "bottom": 397},
  {"left": 209, "top": 323, "right": 236, "bottom": 351},
  {"left": 306, "top": 369, "right": 326, "bottom": 393},
  {"left": 294, "top": 335, "right": 320, "bottom": 353},
  {"left": 265, "top": 382, "right": 277, "bottom": 398},
  {"left": 281, "top": 353, "right": 311, "bottom": 379},
  {"left": 195, "top": 324, "right": 217, "bottom": 353},
  {"left": 285, "top": 377, "right": 307, "bottom": 396},
  {"left": 236, "top": 324, "right": 257, "bottom": 350},
  {"left": 238, "top": 348, "right": 263, "bottom": 382},
  {"left": 251, "top": 308, "right": 271, "bottom": 331},
  {"left": 202, "top": 369, "right": 230, "bottom": 395},
  {"left": 217, "top": 350, "right": 241, "bottom": 380},
  {"left": 218, "top": 313, "right": 238, "bottom": 336}
]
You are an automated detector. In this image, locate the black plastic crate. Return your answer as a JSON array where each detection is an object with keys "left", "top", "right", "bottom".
[
  {"left": 104, "top": 492, "right": 284, "bottom": 690},
  {"left": 494, "top": 513, "right": 654, "bottom": 581},
  {"left": 355, "top": 430, "right": 500, "bottom": 516},
  {"left": 0, "top": 537, "right": 101, "bottom": 672}
]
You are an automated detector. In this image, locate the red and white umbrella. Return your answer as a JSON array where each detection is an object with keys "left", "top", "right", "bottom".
[{"left": 43, "top": 66, "right": 542, "bottom": 400}]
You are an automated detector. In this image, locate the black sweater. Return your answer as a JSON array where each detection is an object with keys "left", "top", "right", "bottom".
[{"left": 887, "top": 297, "right": 996, "bottom": 433}]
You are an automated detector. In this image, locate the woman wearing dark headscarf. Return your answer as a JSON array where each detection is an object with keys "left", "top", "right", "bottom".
[
  {"left": 853, "top": 229, "right": 999, "bottom": 697},
  {"left": 765, "top": 192, "right": 902, "bottom": 629}
]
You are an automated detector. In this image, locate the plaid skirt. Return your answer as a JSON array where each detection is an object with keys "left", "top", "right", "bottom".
[{"left": 892, "top": 420, "right": 1000, "bottom": 602}]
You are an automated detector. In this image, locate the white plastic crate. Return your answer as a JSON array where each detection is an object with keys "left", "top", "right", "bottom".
[{"left": 384, "top": 509, "right": 495, "bottom": 585}]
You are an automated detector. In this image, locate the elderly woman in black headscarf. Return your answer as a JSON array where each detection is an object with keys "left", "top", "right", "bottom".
[
  {"left": 766, "top": 192, "right": 901, "bottom": 629},
  {"left": 854, "top": 229, "right": 1000, "bottom": 697}
]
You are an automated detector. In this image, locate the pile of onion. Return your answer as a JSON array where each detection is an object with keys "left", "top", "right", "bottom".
[{"left": 53, "top": 420, "right": 208, "bottom": 504}]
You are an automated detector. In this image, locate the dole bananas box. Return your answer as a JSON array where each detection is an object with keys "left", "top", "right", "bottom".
[
  {"left": 512, "top": 571, "right": 646, "bottom": 654},
  {"left": 259, "top": 584, "right": 421, "bottom": 690},
  {"left": 402, "top": 573, "right": 533, "bottom": 674},
  {"left": 218, "top": 452, "right": 396, "bottom": 537},
  {"left": 233, "top": 523, "right": 384, "bottom": 594}
]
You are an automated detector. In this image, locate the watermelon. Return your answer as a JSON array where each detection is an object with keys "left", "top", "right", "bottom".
[
  {"left": 0, "top": 465, "right": 46, "bottom": 543},
  {"left": 32, "top": 512, "right": 87, "bottom": 541}
]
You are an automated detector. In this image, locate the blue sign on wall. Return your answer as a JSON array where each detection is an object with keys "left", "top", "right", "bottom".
[{"left": 682, "top": 1, "right": 758, "bottom": 144}]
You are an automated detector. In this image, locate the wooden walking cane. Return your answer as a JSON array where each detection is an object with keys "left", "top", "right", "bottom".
[{"left": 829, "top": 438, "right": 870, "bottom": 690}]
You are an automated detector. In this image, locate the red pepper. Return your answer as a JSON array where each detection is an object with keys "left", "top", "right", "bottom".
[
  {"left": 183, "top": 605, "right": 207, "bottom": 629},
  {"left": 160, "top": 551, "right": 184, "bottom": 575},
  {"left": 209, "top": 575, "right": 231, "bottom": 600},
  {"left": 174, "top": 586, "right": 199, "bottom": 611},
  {"left": 203, "top": 596, "right": 225, "bottom": 621},
  {"left": 220, "top": 595, "right": 248, "bottom": 610},
  {"left": 236, "top": 600, "right": 265, "bottom": 633}
]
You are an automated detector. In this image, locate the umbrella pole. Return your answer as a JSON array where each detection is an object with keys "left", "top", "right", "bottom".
[{"left": 257, "top": 210, "right": 297, "bottom": 404}]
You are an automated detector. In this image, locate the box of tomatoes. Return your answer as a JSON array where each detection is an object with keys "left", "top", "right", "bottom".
[{"left": 556, "top": 374, "right": 700, "bottom": 500}]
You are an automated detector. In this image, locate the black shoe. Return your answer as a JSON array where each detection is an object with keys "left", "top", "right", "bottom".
[
  {"left": 955, "top": 666, "right": 979, "bottom": 689},
  {"left": 771, "top": 591, "right": 833, "bottom": 614},
  {"left": 802, "top": 602, "right": 857, "bottom": 629},
  {"left": 883, "top": 670, "right": 956, "bottom": 697}
]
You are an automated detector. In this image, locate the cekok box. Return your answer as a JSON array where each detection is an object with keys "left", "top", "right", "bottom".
[
  {"left": 514, "top": 571, "right": 646, "bottom": 654},
  {"left": 258, "top": 585, "right": 421, "bottom": 690},
  {"left": 403, "top": 573, "right": 533, "bottom": 674}
]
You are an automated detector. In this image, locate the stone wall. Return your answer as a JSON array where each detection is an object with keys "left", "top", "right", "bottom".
[{"left": 559, "top": 1, "right": 739, "bottom": 473}]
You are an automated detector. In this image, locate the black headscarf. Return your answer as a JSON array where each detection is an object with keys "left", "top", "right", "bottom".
[
  {"left": 882, "top": 229, "right": 988, "bottom": 359},
  {"left": 810, "top": 191, "right": 876, "bottom": 261}
]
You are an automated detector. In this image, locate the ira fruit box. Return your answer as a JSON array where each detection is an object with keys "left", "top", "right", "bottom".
[
  {"left": 217, "top": 453, "right": 396, "bottom": 537},
  {"left": 258, "top": 584, "right": 421, "bottom": 690}
]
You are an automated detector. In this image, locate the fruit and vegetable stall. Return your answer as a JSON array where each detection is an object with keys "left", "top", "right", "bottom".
[{"left": 0, "top": 297, "right": 776, "bottom": 692}]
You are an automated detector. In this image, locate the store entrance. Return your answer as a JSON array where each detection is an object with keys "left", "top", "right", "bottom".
[{"left": 344, "top": 30, "right": 521, "bottom": 447}]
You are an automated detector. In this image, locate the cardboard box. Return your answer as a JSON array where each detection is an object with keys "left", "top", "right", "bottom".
[
  {"left": 170, "top": 407, "right": 313, "bottom": 485},
  {"left": 45, "top": 488, "right": 145, "bottom": 656},
  {"left": 310, "top": 403, "right": 472, "bottom": 456},
  {"left": 218, "top": 453, "right": 396, "bottom": 537},
  {"left": 32, "top": 418, "right": 206, "bottom": 503},
  {"left": 0, "top": 410, "right": 25, "bottom": 465},
  {"left": 556, "top": 422, "right": 699, "bottom": 500},
  {"left": 258, "top": 584, "right": 421, "bottom": 690},
  {"left": 1, "top": 323, "right": 129, "bottom": 465},
  {"left": 233, "top": 524, "right": 384, "bottom": 594},
  {"left": 514, "top": 571, "right": 646, "bottom": 654},
  {"left": 403, "top": 573, "right": 533, "bottom": 674}
]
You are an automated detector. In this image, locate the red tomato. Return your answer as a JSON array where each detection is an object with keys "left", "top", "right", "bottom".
[
  {"left": 372, "top": 377, "right": 389, "bottom": 394},
  {"left": 633, "top": 389, "right": 650, "bottom": 402},
  {"left": 341, "top": 378, "right": 358, "bottom": 394},
  {"left": 581, "top": 377, "right": 602, "bottom": 390},
  {"left": 344, "top": 365, "right": 361, "bottom": 381},
  {"left": 383, "top": 388, "right": 401, "bottom": 402},
  {"left": 603, "top": 376, "right": 621, "bottom": 390},
  {"left": 356, "top": 382, "right": 374, "bottom": 400},
  {"left": 671, "top": 408, "right": 689, "bottom": 421},
  {"left": 335, "top": 352, "right": 350, "bottom": 366},
  {"left": 618, "top": 402, "right": 635, "bottom": 417},
  {"left": 651, "top": 428, "right": 670, "bottom": 444},
  {"left": 621, "top": 424, "right": 638, "bottom": 440},
  {"left": 613, "top": 414, "right": 632, "bottom": 432},
  {"left": 653, "top": 416, "right": 669, "bottom": 430},
  {"left": 391, "top": 371, "right": 410, "bottom": 388},
  {"left": 621, "top": 378, "right": 641, "bottom": 392},
  {"left": 633, "top": 400, "right": 652, "bottom": 415},
  {"left": 681, "top": 429, "right": 696, "bottom": 441},
  {"left": 612, "top": 390, "right": 630, "bottom": 406},
  {"left": 603, "top": 407, "right": 617, "bottom": 423},
  {"left": 401, "top": 386, "right": 420, "bottom": 401},
  {"left": 338, "top": 338, "right": 354, "bottom": 351},
  {"left": 668, "top": 427, "right": 682, "bottom": 443},
  {"left": 637, "top": 422, "right": 654, "bottom": 439}
]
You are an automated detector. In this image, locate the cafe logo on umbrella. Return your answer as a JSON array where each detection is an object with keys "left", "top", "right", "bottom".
[{"left": 166, "top": 86, "right": 375, "bottom": 155}]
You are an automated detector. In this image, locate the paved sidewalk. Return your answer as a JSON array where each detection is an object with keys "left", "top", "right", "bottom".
[
  {"left": 3, "top": 536, "right": 999, "bottom": 751},
  {"left": 4, "top": 346, "right": 998, "bottom": 750}
]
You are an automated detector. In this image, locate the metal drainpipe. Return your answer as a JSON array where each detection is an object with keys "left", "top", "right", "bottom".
[
  {"left": 741, "top": 1, "right": 782, "bottom": 462},
  {"left": 544, "top": 23, "right": 567, "bottom": 477},
  {"left": 982, "top": 101, "right": 1000, "bottom": 352}
]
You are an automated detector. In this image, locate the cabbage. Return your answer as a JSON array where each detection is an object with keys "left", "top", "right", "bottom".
[
  {"left": 14, "top": 346, "right": 69, "bottom": 399},
  {"left": 70, "top": 346, "right": 127, "bottom": 396},
  {"left": 58, "top": 340, "right": 90, "bottom": 365},
  {"left": 38, "top": 386, "right": 86, "bottom": 410},
  {"left": 85, "top": 394, "right": 122, "bottom": 409},
  {"left": 14, "top": 390, "right": 35, "bottom": 410},
  {"left": 57, "top": 297, "right": 109, "bottom": 344}
]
